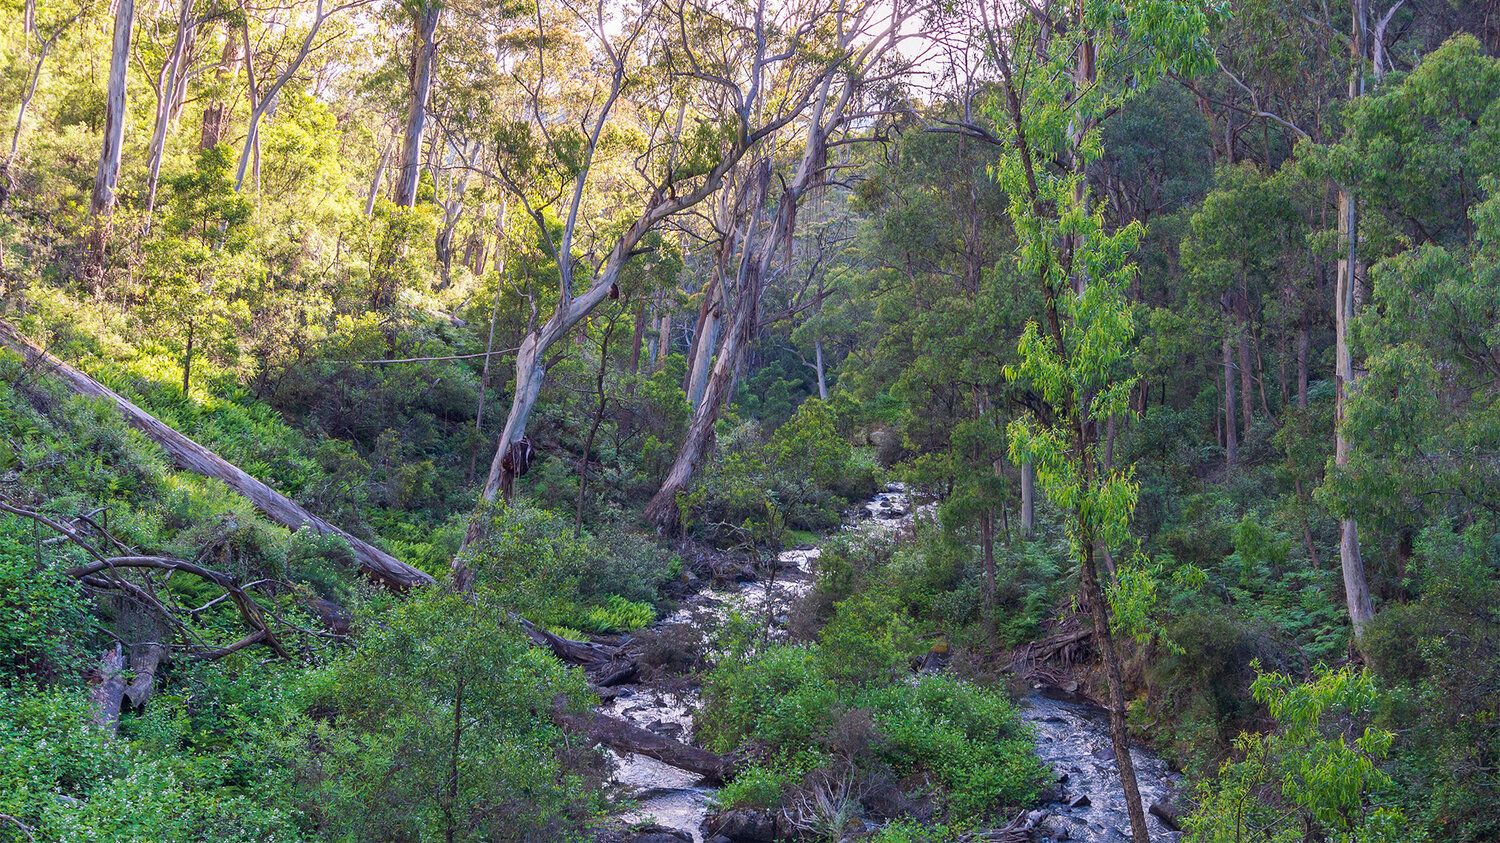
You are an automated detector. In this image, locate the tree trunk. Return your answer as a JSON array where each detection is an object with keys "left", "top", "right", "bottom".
[
  {"left": 813, "top": 338, "right": 828, "bottom": 400},
  {"left": 123, "top": 643, "right": 168, "bottom": 709},
  {"left": 234, "top": 0, "right": 329, "bottom": 192},
  {"left": 576, "top": 315, "right": 618, "bottom": 535},
  {"left": 199, "top": 21, "right": 239, "bottom": 149},
  {"left": 646, "top": 316, "right": 746, "bottom": 532},
  {"left": 394, "top": 2, "right": 440, "bottom": 207},
  {"left": 182, "top": 319, "right": 194, "bottom": 394},
  {"left": 655, "top": 309, "right": 671, "bottom": 371},
  {"left": 1019, "top": 461, "right": 1035, "bottom": 538},
  {"left": 0, "top": 320, "right": 434, "bottom": 588},
  {"left": 1335, "top": 0, "right": 1376, "bottom": 644},
  {"left": 685, "top": 288, "right": 721, "bottom": 409},
  {"left": 551, "top": 699, "right": 731, "bottom": 782},
  {"left": 467, "top": 240, "right": 508, "bottom": 484},
  {"left": 1296, "top": 313, "right": 1310, "bottom": 409},
  {"left": 980, "top": 509, "right": 996, "bottom": 630},
  {"left": 144, "top": 0, "right": 195, "bottom": 222},
  {"left": 88, "top": 645, "right": 127, "bottom": 732},
  {"left": 1080, "top": 538, "right": 1150, "bottom": 843},
  {"left": 365, "top": 140, "right": 389, "bottom": 215},
  {"left": 1, "top": 28, "right": 57, "bottom": 207},
  {"left": 1236, "top": 298, "right": 1254, "bottom": 434},
  {"left": 90, "top": 0, "right": 135, "bottom": 220},
  {"left": 1223, "top": 333, "right": 1238, "bottom": 469},
  {"left": 625, "top": 300, "right": 647, "bottom": 399},
  {"left": 89, "top": 0, "right": 135, "bottom": 279}
]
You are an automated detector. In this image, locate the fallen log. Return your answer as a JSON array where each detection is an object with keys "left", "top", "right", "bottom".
[
  {"left": 517, "top": 616, "right": 617, "bottom": 665},
  {"left": 552, "top": 697, "right": 731, "bottom": 782},
  {"left": 515, "top": 617, "right": 640, "bottom": 687},
  {"left": 0, "top": 319, "right": 432, "bottom": 588}
]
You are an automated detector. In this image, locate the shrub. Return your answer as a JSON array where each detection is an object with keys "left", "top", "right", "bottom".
[
  {"left": 1184, "top": 665, "right": 1410, "bottom": 843},
  {"left": 699, "top": 638, "right": 1044, "bottom": 824},
  {"left": 305, "top": 589, "right": 602, "bottom": 842},
  {"left": 0, "top": 517, "right": 98, "bottom": 684}
]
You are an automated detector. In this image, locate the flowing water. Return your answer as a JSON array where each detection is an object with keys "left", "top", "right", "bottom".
[
  {"left": 1022, "top": 692, "right": 1182, "bottom": 842},
  {"left": 603, "top": 485, "right": 1181, "bottom": 842}
]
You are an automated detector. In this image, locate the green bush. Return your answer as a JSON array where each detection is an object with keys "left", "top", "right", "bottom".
[
  {"left": 0, "top": 517, "right": 98, "bottom": 684},
  {"left": 699, "top": 637, "right": 1044, "bottom": 824},
  {"left": 1184, "top": 665, "right": 1410, "bottom": 843},
  {"left": 304, "top": 589, "right": 602, "bottom": 842},
  {"left": 0, "top": 679, "right": 308, "bottom": 843}
]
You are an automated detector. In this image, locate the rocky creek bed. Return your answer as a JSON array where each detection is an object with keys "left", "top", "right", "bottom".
[{"left": 597, "top": 486, "right": 1184, "bottom": 842}]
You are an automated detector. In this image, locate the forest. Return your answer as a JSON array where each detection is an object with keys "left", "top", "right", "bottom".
[{"left": 0, "top": 0, "right": 1497, "bottom": 839}]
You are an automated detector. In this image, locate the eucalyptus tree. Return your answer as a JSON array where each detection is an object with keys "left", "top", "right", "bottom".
[
  {"left": 458, "top": 0, "right": 884, "bottom": 563},
  {"left": 141, "top": 0, "right": 222, "bottom": 223},
  {"left": 1320, "top": 34, "right": 1500, "bottom": 603},
  {"left": 975, "top": 0, "right": 1220, "bottom": 838},
  {"left": 392, "top": 0, "right": 441, "bottom": 206},
  {"left": 88, "top": 0, "right": 134, "bottom": 220},
  {"left": 642, "top": 0, "right": 921, "bottom": 532}
]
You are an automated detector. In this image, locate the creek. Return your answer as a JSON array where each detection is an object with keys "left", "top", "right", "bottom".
[{"left": 601, "top": 486, "right": 1181, "bottom": 842}]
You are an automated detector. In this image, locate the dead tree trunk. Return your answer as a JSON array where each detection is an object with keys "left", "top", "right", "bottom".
[
  {"left": 0, "top": 320, "right": 433, "bottom": 588},
  {"left": 88, "top": 645, "right": 127, "bottom": 731},
  {"left": 551, "top": 698, "right": 731, "bottom": 781}
]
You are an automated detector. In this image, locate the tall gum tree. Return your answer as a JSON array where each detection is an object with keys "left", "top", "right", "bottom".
[
  {"left": 643, "top": 0, "right": 919, "bottom": 532},
  {"left": 87, "top": 0, "right": 136, "bottom": 278},
  {"left": 977, "top": 0, "right": 1221, "bottom": 839},
  {"left": 451, "top": 0, "right": 863, "bottom": 581}
]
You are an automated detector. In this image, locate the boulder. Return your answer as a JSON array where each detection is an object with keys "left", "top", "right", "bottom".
[
  {"left": 702, "top": 807, "right": 777, "bottom": 842},
  {"left": 628, "top": 827, "right": 692, "bottom": 843},
  {"left": 1149, "top": 783, "right": 1191, "bottom": 831}
]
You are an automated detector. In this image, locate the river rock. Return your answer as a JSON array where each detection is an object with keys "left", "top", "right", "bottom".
[
  {"left": 702, "top": 807, "right": 777, "bottom": 841},
  {"left": 629, "top": 826, "right": 693, "bottom": 843},
  {"left": 1149, "top": 783, "right": 1190, "bottom": 831}
]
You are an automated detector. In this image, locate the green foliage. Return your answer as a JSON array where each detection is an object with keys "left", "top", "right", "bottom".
[
  {"left": 1186, "top": 665, "right": 1410, "bottom": 843},
  {"left": 701, "top": 581, "right": 1046, "bottom": 825},
  {"left": 304, "top": 589, "right": 602, "bottom": 842},
  {"left": 0, "top": 675, "right": 309, "bottom": 843},
  {"left": 1362, "top": 520, "right": 1500, "bottom": 841},
  {"left": 0, "top": 516, "right": 97, "bottom": 683},
  {"left": 680, "top": 405, "right": 878, "bottom": 544},
  {"left": 454, "top": 499, "right": 669, "bottom": 631}
]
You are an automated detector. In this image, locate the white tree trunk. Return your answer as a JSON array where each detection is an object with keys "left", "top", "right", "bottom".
[
  {"left": 1019, "top": 460, "right": 1035, "bottom": 537},
  {"left": 1335, "top": 0, "right": 1376, "bottom": 642},
  {"left": 90, "top": 0, "right": 135, "bottom": 218},
  {"left": 144, "top": 0, "right": 197, "bottom": 223},
  {"left": 813, "top": 338, "right": 827, "bottom": 400},
  {"left": 365, "top": 141, "right": 388, "bottom": 215},
  {"left": 686, "top": 305, "right": 720, "bottom": 409},
  {"left": 393, "top": 3, "right": 439, "bottom": 207}
]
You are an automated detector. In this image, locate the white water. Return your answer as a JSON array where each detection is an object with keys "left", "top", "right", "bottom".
[
  {"left": 1022, "top": 692, "right": 1182, "bottom": 841},
  {"left": 602, "top": 484, "right": 1181, "bottom": 842}
]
